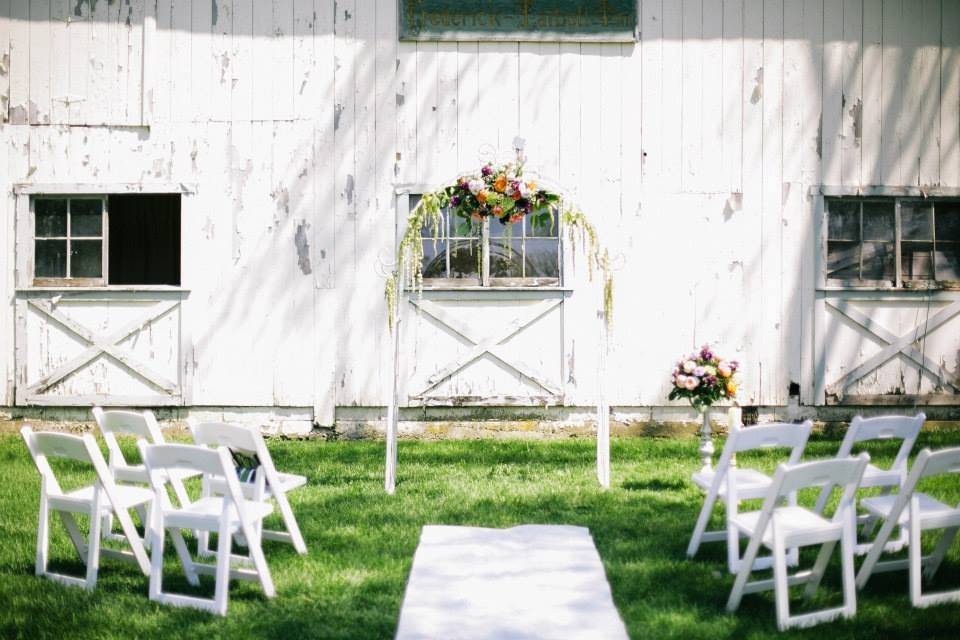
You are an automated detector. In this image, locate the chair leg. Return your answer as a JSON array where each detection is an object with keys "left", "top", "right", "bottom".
[
  {"left": 213, "top": 520, "right": 233, "bottom": 616},
  {"left": 85, "top": 504, "right": 102, "bottom": 590},
  {"left": 909, "top": 507, "right": 923, "bottom": 606},
  {"left": 772, "top": 529, "right": 791, "bottom": 631},
  {"left": 727, "top": 531, "right": 764, "bottom": 612},
  {"left": 855, "top": 509, "right": 901, "bottom": 591},
  {"left": 803, "top": 540, "right": 837, "bottom": 599},
  {"left": 243, "top": 523, "right": 275, "bottom": 598},
  {"left": 923, "top": 526, "right": 959, "bottom": 581},
  {"left": 113, "top": 507, "right": 152, "bottom": 576},
  {"left": 840, "top": 515, "right": 857, "bottom": 619},
  {"left": 275, "top": 492, "right": 307, "bottom": 555},
  {"left": 59, "top": 513, "right": 89, "bottom": 564},
  {"left": 148, "top": 521, "right": 165, "bottom": 603},
  {"left": 687, "top": 491, "right": 719, "bottom": 558},
  {"left": 168, "top": 528, "right": 200, "bottom": 587},
  {"left": 35, "top": 499, "right": 49, "bottom": 578}
]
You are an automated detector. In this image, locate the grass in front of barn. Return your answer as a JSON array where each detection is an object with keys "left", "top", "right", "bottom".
[{"left": 1, "top": 430, "right": 960, "bottom": 640}]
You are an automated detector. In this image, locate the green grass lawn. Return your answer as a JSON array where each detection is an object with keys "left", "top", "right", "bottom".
[{"left": 1, "top": 430, "right": 959, "bottom": 639}]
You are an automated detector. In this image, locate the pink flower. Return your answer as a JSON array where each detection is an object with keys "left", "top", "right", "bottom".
[
  {"left": 676, "top": 374, "right": 687, "bottom": 388},
  {"left": 684, "top": 376, "right": 700, "bottom": 390}
]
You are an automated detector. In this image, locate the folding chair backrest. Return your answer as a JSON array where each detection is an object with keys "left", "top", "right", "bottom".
[
  {"left": 910, "top": 447, "right": 960, "bottom": 484},
  {"left": 23, "top": 428, "right": 96, "bottom": 466},
  {"left": 93, "top": 408, "right": 164, "bottom": 469},
  {"left": 839, "top": 413, "right": 924, "bottom": 471},
  {"left": 730, "top": 421, "right": 812, "bottom": 457},
  {"left": 141, "top": 443, "right": 229, "bottom": 479},
  {"left": 189, "top": 420, "right": 260, "bottom": 457},
  {"left": 189, "top": 420, "right": 278, "bottom": 480},
  {"left": 776, "top": 455, "right": 871, "bottom": 500},
  {"left": 22, "top": 426, "right": 120, "bottom": 502}
]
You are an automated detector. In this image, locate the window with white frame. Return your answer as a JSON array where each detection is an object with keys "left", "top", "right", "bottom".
[
  {"left": 414, "top": 194, "right": 561, "bottom": 287},
  {"left": 31, "top": 194, "right": 181, "bottom": 286},
  {"left": 826, "top": 197, "right": 960, "bottom": 288}
]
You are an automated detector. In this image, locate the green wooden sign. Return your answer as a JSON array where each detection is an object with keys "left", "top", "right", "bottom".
[{"left": 399, "top": 0, "right": 638, "bottom": 42}]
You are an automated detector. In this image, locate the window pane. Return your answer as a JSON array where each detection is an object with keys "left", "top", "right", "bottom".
[
  {"left": 861, "top": 242, "right": 895, "bottom": 281},
  {"left": 421, "top": 239, "right": 447, "bottom": 278},
  {"left": 936, "top": 202, "right": 960, "bottom": 241},
  {"left": 449, "top": 212, "right": 477, "bottom": 238},
  {"left": 936, "top": 203, "right": 960, "bottom": 281},
  {"left": 108, "top": 194, "right": 181, "bottom": 286},
  {"left": 35, "top": 199, "right": 67, "bottom": 237},
  {"left": 420, "top": 206, "right": 446, "bottom": 239},
  {"left": 71, "top": 240, "right": 103, "bottom": 278},
  {"left": 934, "top": 249, "right": 960, "bottom": 280},
  {"left": 901, "top": 202, "right": 933, "bottom": 240},
  {"left": 525, "top": 208, "right": 559, "bottom": 238},
  {"left": 35, "top": 240, "right": 67, "bottom": 277},
  {"left": 489, "top": 215, "right": 521, "bottom": 239},
  {"left": 449, "top": 239, "right": 480, "bottom": 278},
  {"left": 827, "top": 241, "right": 860, "bottom": 280},
  {"left": 862, "top": 202, "right": 894, "bottom": 241},
  {"left": 70, "top": 199, "right": 103, "bottom": 236},
  {"left": 525, "top": 239, "right": 560, "bottom": 278},
  {"left": 902, "top": 242, "right": 934, "bottom": 280},
  {"left": 489, "top": 239, "right": 523, "bottom": 277},
  {"left": 828, "top": 200, "right": 859, "bottom": 240}
]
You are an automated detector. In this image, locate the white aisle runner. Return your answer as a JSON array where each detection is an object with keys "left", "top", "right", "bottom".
[{"left": 395, "top": 525, "right": 629, "bottom": 640}]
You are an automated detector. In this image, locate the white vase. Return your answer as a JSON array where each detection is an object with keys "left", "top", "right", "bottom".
[{"left": 698, "top": 407, "right": 714, "bottom": 473}]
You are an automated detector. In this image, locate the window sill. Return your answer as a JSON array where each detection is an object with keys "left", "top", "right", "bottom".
[
  {"left": 415, "top": 286, "right": 574, "bottom": 292},
  {"left": 18, "top": 285, "right": 189, "bottom": 293}
]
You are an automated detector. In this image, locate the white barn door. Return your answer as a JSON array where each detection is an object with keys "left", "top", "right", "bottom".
[
  {"left": 15, "top": 291, "right": 188, "bottom": 406},
  {"left": 400, "top": 290, "right": 567, "bottom": 407}
]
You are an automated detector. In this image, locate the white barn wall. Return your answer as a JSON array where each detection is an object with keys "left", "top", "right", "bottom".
[{"left": 0, "top": 1, "right": 958, "bottom": 428}]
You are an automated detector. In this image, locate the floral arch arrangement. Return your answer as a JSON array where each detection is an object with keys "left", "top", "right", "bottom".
[{"left": 385, "top": 160, "right": 615, "bottom": 330}]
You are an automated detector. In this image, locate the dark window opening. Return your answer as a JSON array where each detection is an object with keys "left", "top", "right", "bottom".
[{"left": 108, "top": 194, "right": 181, "bottom": 286}]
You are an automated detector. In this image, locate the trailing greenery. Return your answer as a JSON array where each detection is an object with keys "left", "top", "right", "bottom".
[
  {"left": 385, "top": 166, "right": 616, "bottom": 332},
  {"left": 2, "top": 432, "right": 959, "bottom": 639}
]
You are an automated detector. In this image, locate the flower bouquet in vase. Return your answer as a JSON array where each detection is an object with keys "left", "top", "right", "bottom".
[{"left": 668, "top": 345, "right": 739, "bottom": 472}]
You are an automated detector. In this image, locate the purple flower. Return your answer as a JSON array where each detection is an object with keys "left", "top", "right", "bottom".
[
  {"left": 450, "top": 196, "right": 461, "bottom": 206},
  {"left": 694, "top": 366, "right": 706, "bottom": 377},
  {"left": 481, "top": 165, "right": 494, "bottom": 176},
  {"left": 704, "top": 375, "right": 718, "bottom": 386},
  {"left": 700, "top": 345, "right": 714, "bottom": 360}
]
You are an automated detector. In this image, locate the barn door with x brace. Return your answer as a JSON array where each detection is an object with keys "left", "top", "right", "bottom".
[
  {"left": 399, "top": 289, "right": 568, "bottom": 407},
  {"left": 14, "top": 290, "right": 189, "bottom": 406},
  {"left": 816, "top": 292, "right": 960, "bottom": 403}
]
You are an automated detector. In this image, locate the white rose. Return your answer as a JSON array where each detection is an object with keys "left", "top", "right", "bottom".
[
  {"left": 683, "top": 360, "right": 696, "bottom": 374},
  {"left": 676, "top": 374, "right": 687, "bottom": 388},
  {"left": 468, "top": 179, "right": 484, "bottom": 195}
]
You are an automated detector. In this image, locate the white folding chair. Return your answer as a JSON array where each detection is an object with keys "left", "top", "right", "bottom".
[
  {"left": 726, "top": 454, "right": 870, "bottom": 631},
  {"left": 687, "top": 421, "right": 812, "bottom": 574},
  {"left": 813, "top": 413, "right": 924, "bottom": 554},
  {"left": 188, "top": 420, "right": 308, "bottom": 555},
  {"left": 93, "top": 407, "right": 200, "bottom": 542},
  {"left": 140, "top": 442, "right": 276, "bottom": 616},
  {"left": 855, "top": 447, "right": 960, "bottom": 608},
  {"left": 21, "top": 426, "right": 153, "bottom": 590}
]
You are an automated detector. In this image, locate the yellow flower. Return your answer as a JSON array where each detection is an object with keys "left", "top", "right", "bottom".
[
  {"left": 726, "top": 381, "right": 738, "bottom": 396},
  {"left": 477, "top": 190, "right": 489, "bottom": 204}
]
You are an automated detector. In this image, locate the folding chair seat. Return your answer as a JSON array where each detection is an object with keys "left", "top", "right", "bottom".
[
  {"left": 140, "top": 442, "right": 276, "bottom": 616},
  {"left": 188, "top": 419, "right": 308, "bottom": 555},
  {"left": 687, "top": 421, "right": 812, "bottom": 574},
  {"left": 855, "top": 447, "right": 960, "bottom": 608},
  {"left": 813, "top": 413, "right": 924, "bottom": 555},
  {"left": 21, "top": 427, "right": 153, "bottom": 590},
  {"left": 727, "top": 454, "right": 870, "bottom": 631},
  {"left": 93, "top": 407, "right": 200, "bottom": 501}
]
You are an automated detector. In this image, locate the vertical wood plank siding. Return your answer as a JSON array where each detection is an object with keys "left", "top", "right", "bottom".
[{"left": 0, "top": 1, "right": 958, "bottom": 413}]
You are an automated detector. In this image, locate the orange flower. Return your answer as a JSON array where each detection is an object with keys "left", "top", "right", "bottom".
[
  {"left": 492, "top": 205, "right": 504, "bottom": 217},
  {"left": 511, "top": 191, "right": 522, "bottom": 201},
  {"left": 477, "top": 190, "right": 489, "bottom": 204},
  {"left": 493, "top": 175, "right": 508, "bottom": 192},
  {"left": 726, "top": 381, "right": 738, "bottom": 396},
  {"left": 526, "top": 181, "right": 537, "bottom": 191}
]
